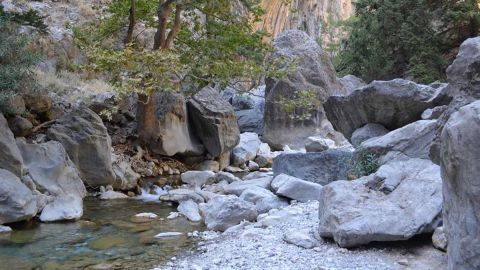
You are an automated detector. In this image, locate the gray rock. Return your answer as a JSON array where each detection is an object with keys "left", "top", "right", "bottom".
[
  {"left": 351, "top": 123, "right": 389, "bottom": 147},
  {"left": 178, "top": 199, "right": 202, "bottom": 222},
  {"left": 219, "top": 86, "right": 236, "bottom": 103},
  {"left": 430, "top": 38, "right": 480, "bottom": 163},
  {"left": 432, "top": 226, "right": 447, "bottom": 252},
  {"left": 181, "top": 171, "right": 216, "bottom": 187},
  {"left": 271, "top": 174, "right": 322, "bottom": 202},
  {"left": 160, "top": 188, "right": 205, "bottom": 204},
  {"left": 188, "top": 87, "right": 240, "bottom": 157},
  {"left": 214, "top": 172, "right": 241, "bottom": 183},
  {"left": 240, "top": 186, "right": 288, "bottom": 213},
  {"left": 318, "top": 159, "right": 442, "bottom": 248},
  {"left": 0, "top": 225, "right": 12, "bottom": 234},
  {"left": 47, "top": 106, "right": 115, "bottom": 187},
  {"left": 203, "top": 195, "right": 258, "bottom": 231},
  {"left": 236, "top": 109, "right": 264, "bottom": 135},
  {"left": 358, "top": 120, "right": 437, "bottom": 159},
  {"left": 338, "top": 75, "right": 366, "bottom": 94},
  {"left": 40, "top": 194, "right": 83, "bottom": 222},
  {"left": 223, "top": 177, "right": 272, "bottom": 196},
  {"left": 254, "top": 196, "right": 289, "bottom": 214},
  {"left": 112, "top": 155, "right": 140, "bottom": 191},
  {"left": 17, "top": 139, "right": 87, "bottom": 198},
  {"left": 232, "top": 86, "right": 265, "bottom": 111},
  {"left": 0, "top": 114, "right": 24, "bottom": 176},
  {"left": 264, "top": 30, "right": 346, "bottom": 150},
  {"left": 137, "top": 92, "right": 204, "bottom": 156},
  {"left": 445, "top": 37, "right": 480, "bottom": 99},
  {"left": 99, "top": 190, "right": 129, "bottom": 200},
  {"left": 273, "top": 150, "right": 352, "bottom": 185},
  {"left": 247, "top": 160, "right": 259, "bottom": 172},
  {"left": 440, "top": 101, "right": 480, "bottom": 270},
  {"left": 421, "top": 105, "right": 448, "bottom": 120},
  {"left": 325, "top": 79, "right": 448, "bottom": 140},
  {"left": 284, "top": 229, "right": 318, "bottom": 249},
  {"left": 231, "top": 132, "right": 262, "bottom": 166},
  {"left": 16, "top": 139, "right": 87, "bottom": 222},
  {"left": 239, "top": 187, "right": 274, "bottom": 205},
  {"left": 0, "top": 169, "right": 40, "bottom": 224},
  {"left": 243, "top": 171, "right": 272, "bottom": 181},
  {"left": 304, "top": 137, "right": 334, "bottom": 152}
]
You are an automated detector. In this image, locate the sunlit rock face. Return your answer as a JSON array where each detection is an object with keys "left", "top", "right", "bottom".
[{"left": 255, "top": 0, "right": 355, "bottom": 46}]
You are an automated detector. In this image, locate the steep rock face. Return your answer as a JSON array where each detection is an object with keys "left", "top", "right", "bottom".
[
  {"left": 440, "top": 101, "right": 480, "bottom": 270},
  {"left": 137, "top": 92, "right": 204, "bottom": 156},
  {"left": 264, "top": 30, "right": 346, "bottom": 149},
  {"left": 430, "top": 37, "right": 480, "bottom": 163},
  {"left": 188, "top": 87, "right": 240, "bottom": 158},
  {"left": 47, "top": 106, "right": 116, "bottom": 187},
  {"left": 256, "top": 0, "right": 355, "bottom": 46}
]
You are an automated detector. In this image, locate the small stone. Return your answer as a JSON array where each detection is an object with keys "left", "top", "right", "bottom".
[
  {"left": 432, "top": 226, "right": 447, "bottom": 252},
  {"left": 167, "top": 212, "right": 179, "bottom": 220},
  {"left": 0, "top": 225, "right": 12, "bottom": 234},
  {"left": 154, "top": 232, "right": 183, "bottom": 238},
  {"left": 131, "top": 213, "right": 158, "bottom": 223}
]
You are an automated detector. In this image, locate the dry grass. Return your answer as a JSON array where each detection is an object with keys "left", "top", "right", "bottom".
[{"left": 36, "top": 69, "right": 113, "bottom": 103}]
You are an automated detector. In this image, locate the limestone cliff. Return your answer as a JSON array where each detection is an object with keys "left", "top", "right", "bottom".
[{"left": 256, "top": 0, "right": 355, "bottom": 46}]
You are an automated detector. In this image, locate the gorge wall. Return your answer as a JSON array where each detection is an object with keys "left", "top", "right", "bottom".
[{"left": 256, "top": 0, "right": 355, "bottom": 46}]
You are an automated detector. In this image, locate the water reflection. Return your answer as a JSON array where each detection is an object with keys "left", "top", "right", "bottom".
[{"left": 0, "top": 196, "right": 204, "bottom": 270}]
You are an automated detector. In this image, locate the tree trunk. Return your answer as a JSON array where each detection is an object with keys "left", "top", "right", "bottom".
[
  {"left": 165, "top": 3, "right": 183, "bottom": 49},
  {"left": 125, "top": 0, "right": 136, "bottom": 44},
  {"left": 153, "top": 0, "right": 174, "bottom": 50}
]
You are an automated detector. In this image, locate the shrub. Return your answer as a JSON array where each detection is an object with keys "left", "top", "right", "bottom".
[{"left": 0, "top": 8, "right": 42, "bottom": 115}]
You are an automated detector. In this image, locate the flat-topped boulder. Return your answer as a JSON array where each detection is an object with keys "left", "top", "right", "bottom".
[
  {"left": 324, "top": 79, "right": 448, "bottom": 140},
  {"left": 273, "top": 150, "right": 352, "bottom": 185},
  {"left": 318, "top": 158, "right": 442, "bottom": 248}
]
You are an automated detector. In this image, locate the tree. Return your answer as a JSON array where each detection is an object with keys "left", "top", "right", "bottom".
[
  {"left": 75, "top": 0, "right": 272, "bottom": 96},
  {"left": 334, "top": 0, "right": 480, "bottom": 84}
]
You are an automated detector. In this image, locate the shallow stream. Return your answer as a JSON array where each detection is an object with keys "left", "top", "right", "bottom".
[{"left": 0, "top": 193, "right": 204, "bottom": 270}]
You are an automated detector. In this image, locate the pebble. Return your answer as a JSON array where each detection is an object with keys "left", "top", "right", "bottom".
[{"left": 154, "top": 232, "right": 183, "bottom": 238}]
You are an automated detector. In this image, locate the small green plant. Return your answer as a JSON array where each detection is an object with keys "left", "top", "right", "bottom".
[{"left": 348, "top": 151, "right": 380, "bottom": 180}]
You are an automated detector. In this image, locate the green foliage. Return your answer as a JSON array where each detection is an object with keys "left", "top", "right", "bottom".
[
  {"left": 334, "top": 0, "right": 480, "bottom": 84},
  {"left": 76, "top": 0, "right": 275, "bottom": 97},
  {"left": 348, "top": 152, "right": 380, "bottom": 180},
  {"left": 279, "top": 89, "right": 321, "bottom": 120},
  {"left": 0, "top": 7, "right": 41, "bottom": 115}
]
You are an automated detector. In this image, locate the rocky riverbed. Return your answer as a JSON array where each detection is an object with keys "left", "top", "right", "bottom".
[{"left": 155, "top": 201, "right": 446, "bottom": 270}]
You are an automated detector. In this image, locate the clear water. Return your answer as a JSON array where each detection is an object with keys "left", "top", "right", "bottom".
[{"left": 0, "top": 196, "right": 204, "bottom": 270}]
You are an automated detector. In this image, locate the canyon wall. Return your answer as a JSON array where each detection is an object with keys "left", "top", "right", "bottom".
[{"left": 256, "top": 0, "right": 355, "bottom": 46}]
